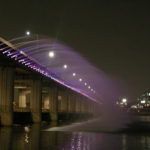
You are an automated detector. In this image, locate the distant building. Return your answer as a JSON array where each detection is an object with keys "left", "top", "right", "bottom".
[{"left": 137, "top": 92, "right": 150, "bottom": 107}]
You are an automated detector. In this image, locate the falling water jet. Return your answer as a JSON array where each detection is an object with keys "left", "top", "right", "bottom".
[{"left": 7, "top": 35, "right": 120, "bottom": 103}]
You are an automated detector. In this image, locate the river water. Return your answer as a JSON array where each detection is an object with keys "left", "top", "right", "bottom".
[{"left": 1, "top": 116, "right": 150, "bottom": 150}]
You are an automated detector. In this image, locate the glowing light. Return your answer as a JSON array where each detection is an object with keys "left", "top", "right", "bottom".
[
  {"left": 88, "top": 86, "right": 91, "bottom": 89},
  {"left": 26, "top": 31, "right": 30, "bottom": 36},
  {"left": 20, "top": 50, "right": 25, "bottom": 55},
  {"left": 141, "top": 100, "right": 146, "bottom": 104},
  {"left": 149, "top": 93, "right": 150, "bottom": 96},
  {"left": 79, "top": 78, "right": 82, "bottom": 82},
  {"left": 84, "top": 82, "right": 87, "bottom": 86},
  {"left": 49, "top": 51, "right": 55, "bottom": 58},
  {"left": 15, "top": 86, "right": 27, "bottom": 89},
  {"left": 131, "top": 105, "right": 137, "bottom": 109},
  {"left": 63, "top": 64, "right": 68, "bottom": 69},
  {"left": 122, "top": 98, "right": 127, "bottom": 103},
  {"left": 73, "top": 73, "right": 76, "bottom": 76}
]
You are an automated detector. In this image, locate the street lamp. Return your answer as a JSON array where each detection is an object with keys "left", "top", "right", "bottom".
[{"left": 26, "top": 31, "right": 30, "bottom": 36}]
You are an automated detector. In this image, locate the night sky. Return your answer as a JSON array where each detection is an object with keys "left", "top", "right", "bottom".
[{"left": 0, "top": 0, "right": 150, "bottom": 102}]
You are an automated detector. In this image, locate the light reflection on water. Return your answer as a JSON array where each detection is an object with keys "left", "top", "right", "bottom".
[{"left": 0, "top": 123, "right": 150, "bottom": 150}]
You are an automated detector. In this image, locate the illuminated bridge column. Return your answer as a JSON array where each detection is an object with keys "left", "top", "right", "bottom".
[
  {"left": 80, "top": 96, "right": 85, "bottom": 113},
  {"left": 67, "top": 93, "right": 72, "bottom": 113},
  {"left": 66, "top": 92, "right": 76, "bottom": 114},
  {"left": 75, "top": 96, "right": 81, "bottom": 113},
  {"left": 59, "top": 89, "right": 68, "bottom": 112},
  {"left": 85, "top": 99, "right": 90, "bottom": 114},
  {"left": 87, "top": 100, "right": 92, "bottom": 114},
  {"left": 31, "top": 79, "right": 42, "bottom": 123},
  {"left": 74, "top": 94, "right": 78, "bottom": 113},
  {"left": 91, "top": 102, "right": 97, "bottom": 116},
  {"left": 88, "top": 101, "right": 93, "bottom": 114},
  {"left": 81, "top": 97, "right": 85, "bottom": 113},
  {"left": 49, "top": 85, "right": 58, "bottom": 121},
  {"left": 0, "top": 67, "right": 14, "bottom": 126},
  {"left": 69, "top": 92, "right": 76, "bottom": 113},
  {"left": 82, "top": 98, "right": 87, "bottom": 113},
  {"left": 81, "top": 97, "right": 92, "bottom": 114}
]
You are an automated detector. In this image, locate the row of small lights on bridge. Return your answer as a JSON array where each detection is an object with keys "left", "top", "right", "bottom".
[
  {"left": 26, "top": 31, "right": 96, "bottom": 94},
  {"left": 49, "top": 47, "right": 96, "bottom": 94},
  {"left": 50, "top": 51, "right": 95, "bottom": 94}
]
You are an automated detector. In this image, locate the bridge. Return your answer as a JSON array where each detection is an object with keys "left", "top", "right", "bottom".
[{"left": 0, "top": 37, "right": 99, "bottom": 126}]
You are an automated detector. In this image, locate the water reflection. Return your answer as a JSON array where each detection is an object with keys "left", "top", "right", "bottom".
[
  {"left": 30, "top": 124, "right": 40, "bottom": 150},
  {"left": 1, "top": 123, "right": 150, "bottom": 150}
]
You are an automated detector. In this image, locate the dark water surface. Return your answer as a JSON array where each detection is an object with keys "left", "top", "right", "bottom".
[{"left": 1, "top": 117, "right": 150, "bottom": 150}]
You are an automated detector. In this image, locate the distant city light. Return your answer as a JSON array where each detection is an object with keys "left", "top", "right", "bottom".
[
  {"left": 122, "top": 98, "right": 127, "bottom": 103},
  {"left": 73, "top": 73, "right": 76, "bottom": 76},
  {"left": 26, "top": 31, "right": 30, "bottom": 36},
  {"left": 79, "top": 78, "right": 82, "bottom": 82},
  {"left": 141, "top": 100, "right": 146, "bottom": 104},
  {"left": 131, "top": 105, "right": 137, "bottom": 109},
  {"left": 63, "top": 64, "right": 68, "bottom": 69},
  {"left": 49, "top": 51, "right": 55, "bottom": 58}
]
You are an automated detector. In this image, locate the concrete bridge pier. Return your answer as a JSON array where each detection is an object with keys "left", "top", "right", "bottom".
[
  {"left": 91, "top": 102, "right": 98, "bottom": 117},
  {"left": 67, "top": 94, "right": 72, "bottom": 113},
  {"left": 49, "top": 85, "right": 58, "bottom": 121},
  {"left": 66, "top": 90, "right": 76, "bottom": 119},
  {"left": 30, "top": 79, "right": 42, "bottom": 123},
  {"left": 0, "top": 67, "right": 14, "bottom": 126},
  {"left": 86, "top": 99, "right": 91, "bottom": 114},
  {"left": 0, "top": 127, "right": 12, "bottom": 149},
  {"left": 70, "top": 91, "right": 76, "bottom": 114},
  {"left": 75, "top": 96, "right": 82, "bottom": 113},
  {"left": 81, "top": 97, "right": 85, "bottom": 113},
  {"left": 68, "top": 92, "right": 76, "bottom": 113},
  {"left": 59, "top": 89, "right": 68, "bottom": 113},
  {"left": 88, "top": 101, "right": 93, "bottom": 114}
]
